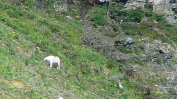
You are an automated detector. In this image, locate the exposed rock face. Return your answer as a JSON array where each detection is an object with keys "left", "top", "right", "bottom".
[
  {"left": 88, "top": 0, "right": 110, "bottom": 5},
  {"left": 114, "top": 37, "right": 134, "bottom": 47},
  {"left": 81, "top": 13, "right": 177, "bottom": 97},
  {"left": 124, "top": 0, "right": 177, "bottom": 23},
  {"left": 53, "top": 0, "right": 67, "bottom": 11},
  {"left": 98, "top": 0, "right": 110, "bottom": 3},
  {"left": 154, "top": 85, "right": 168, "bottom": 94},
  {"left": 79, "top": 0, "right": 177, "bottom": 98}
]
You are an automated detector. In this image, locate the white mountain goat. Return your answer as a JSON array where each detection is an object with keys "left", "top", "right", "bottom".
[{"left": 44, "top": 55, "right": 60, "bottom": 69}]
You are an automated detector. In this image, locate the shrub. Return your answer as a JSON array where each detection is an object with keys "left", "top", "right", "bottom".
[
  {"left": 87, "top": 5, "right": 108, "bottom": 27},
  {"left": 109, "top": 3, "right": 144, "bottom": 23}
]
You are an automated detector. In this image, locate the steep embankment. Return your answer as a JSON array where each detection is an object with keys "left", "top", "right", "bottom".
[
  {"left": 82, "top": 3, "right": 177, "bottom": 99},
  {"left": 0, "top": 1, "right": 138, "bottom": 99}
]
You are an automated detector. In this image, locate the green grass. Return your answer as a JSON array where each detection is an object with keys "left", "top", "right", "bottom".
[
  {"left": 2, "top": 1, "right": 176, "bottom": 98},
  {"left": 87, "top": 5, "right": 108, "bottom": 27},
  {"left": 0, "top": 1, "right": 139, "bottom": 99}
]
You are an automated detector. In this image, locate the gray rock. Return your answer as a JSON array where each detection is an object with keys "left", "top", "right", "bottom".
[
  {"left": 108, "top": 75, "right": 123, "bottom": 81},
  {"left": 125, "top": 37, "right": 134, "bottom": 45},
  {"left": 168, "top": 87, "right": 177, "bottom": 95},
  {"left": 154, "top": 85, "right": 167, "bottom": 94},
  {"left": 136, "top": 84, "right": 151, "bottom": 95},
  {"left": 124, "top": 65, "right": 141, "bottom": 76}
]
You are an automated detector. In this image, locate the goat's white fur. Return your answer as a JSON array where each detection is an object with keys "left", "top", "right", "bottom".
[{"left": 44, "top": 55, "right": 60, "bottom": 69}]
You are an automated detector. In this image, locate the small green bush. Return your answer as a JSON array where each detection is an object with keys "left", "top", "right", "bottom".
[
  {"left": 109, "top": 2, "right": 144, "bottom": 23},
  {"left": 87, "top": 5, "right": 108, "bottom": 27}
]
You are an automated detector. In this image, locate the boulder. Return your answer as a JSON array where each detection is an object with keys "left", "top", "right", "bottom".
[{"left": 125, "top": 37, "right": 134, "bottom": 45}]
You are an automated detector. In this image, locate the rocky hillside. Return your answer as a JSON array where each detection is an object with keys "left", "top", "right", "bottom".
[
  {"left": 0, "top": 1, "right": 135, "bottom": 99},
  {"left": 1, "top": 0, "right": 177, "bottom": 99},
  {"left": 81, "top": 1, "right": 177, "bottom": 99}
]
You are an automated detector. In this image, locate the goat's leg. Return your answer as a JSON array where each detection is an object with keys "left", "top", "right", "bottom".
[
  {"left": 57, "top": 62, "right": 60, "bottom": 69},
  {"left": 50, "top": 60, "right": 53, "bottom": 68}
]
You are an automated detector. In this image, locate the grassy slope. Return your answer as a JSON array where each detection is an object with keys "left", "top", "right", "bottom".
[{"left": 0, "top": 2, "right": 140, "bottom": 99}]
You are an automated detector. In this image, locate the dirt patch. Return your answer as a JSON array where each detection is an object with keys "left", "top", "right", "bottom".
[{"left": 10, "top": 81, "right": 24, "bottom": 89}]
